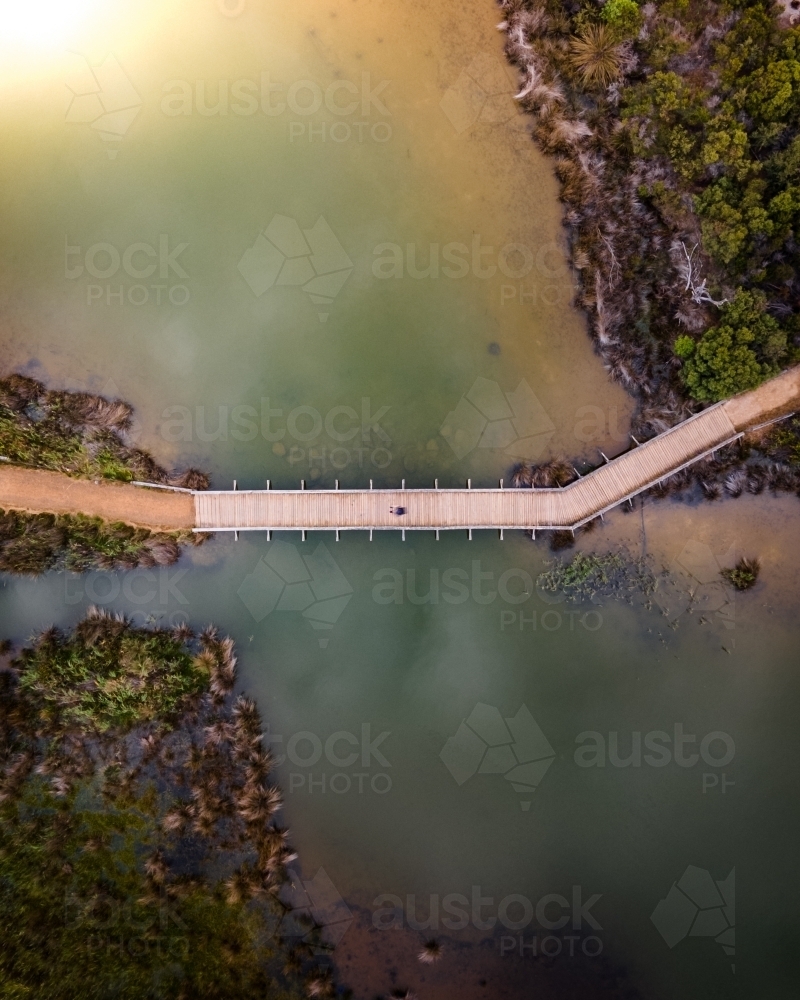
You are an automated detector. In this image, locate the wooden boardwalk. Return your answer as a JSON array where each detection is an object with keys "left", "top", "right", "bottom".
[
  {"left": 1, "top": 367, "right": 798, "bottom": 534},
  {"left": 194, "top": 400, "right": 743, "bottom": 534}
]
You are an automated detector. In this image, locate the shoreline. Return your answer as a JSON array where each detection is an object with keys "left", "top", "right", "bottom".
[{"left": 497, "top": 1, "right": 800, "bottom": 427}]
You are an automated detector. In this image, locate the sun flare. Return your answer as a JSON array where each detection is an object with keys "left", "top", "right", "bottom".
[{"left": 0, "top": 0, "right": 102, "bottom": 48}]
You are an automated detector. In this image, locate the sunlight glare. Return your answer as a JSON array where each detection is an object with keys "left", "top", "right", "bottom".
[{"left": 0, "top": 0, "right": 102, "bottom": 49}]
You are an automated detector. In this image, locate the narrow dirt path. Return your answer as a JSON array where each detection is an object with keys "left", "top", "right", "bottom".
[{"left": 0, "top": 467, "right": 194, "bottom": 532}]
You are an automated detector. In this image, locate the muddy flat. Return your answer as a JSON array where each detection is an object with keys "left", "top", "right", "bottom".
[{"left": 0, "top": 467, "right": 195, "bottom": 531}]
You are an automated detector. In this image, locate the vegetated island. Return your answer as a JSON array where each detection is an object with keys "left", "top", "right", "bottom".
[
  {"left": 501, "top": 0, "right": 800, "bottom": 506},
  {"left": 0, "top": 610, "right": 337, "bottom": 1000},
  {"left": 0, "top": 373, "right": 209, "bottom": 575}
]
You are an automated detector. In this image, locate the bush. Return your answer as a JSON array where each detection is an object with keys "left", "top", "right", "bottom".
[
  {"left": 678, "top": 290, "right": 787, "bottom": 401},
  {"left": 601, "top": 0, "right": 642, "bottom": 39},
  {"left": 16, "top": 610, "right": 208, "bottom": 733}
]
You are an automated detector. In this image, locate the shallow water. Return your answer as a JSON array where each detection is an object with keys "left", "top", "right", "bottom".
[{"left": 1, "top": 1, "right": 799, "bottom": 998}]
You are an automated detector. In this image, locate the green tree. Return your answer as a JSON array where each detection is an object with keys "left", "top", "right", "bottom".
[{"left": 677, "top": 290, "right": 787, "bottom": 400}]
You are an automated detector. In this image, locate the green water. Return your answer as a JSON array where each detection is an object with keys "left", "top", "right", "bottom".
[{"left": 1, "top": 1, "right": 799, "bottom": 998}]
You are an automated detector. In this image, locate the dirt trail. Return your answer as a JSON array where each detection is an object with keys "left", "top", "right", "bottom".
[
  {"left": 723, "top": 365, "right": 800, "bottom": 430},
  {"left": 0, "top": 467, "right": 195, "bottom": 532}
]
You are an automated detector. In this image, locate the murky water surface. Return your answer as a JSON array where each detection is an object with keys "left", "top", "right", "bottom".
[{"left": 1, "top": 2, "right": 799, "bottom": 998}]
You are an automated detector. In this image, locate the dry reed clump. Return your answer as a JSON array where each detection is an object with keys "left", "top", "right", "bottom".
[
  {"left": 510, "top": 458, "right": 576, "bottom": 488},
  {"left": 46, "top": 390, "right": 133, "bottom": 431}
]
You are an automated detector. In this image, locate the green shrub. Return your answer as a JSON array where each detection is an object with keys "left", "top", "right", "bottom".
[
  {"left": 678, "top": 290, "right": 787, "bottom": 401},
  {"left": 602, "top": 0, "right": 642, "bottom": 39},
  {"left": 721, "top": 557, "right": 760, "bottom": 590},
  {"left": 16, "top": 611, "right": 208, "bottom": 733}
]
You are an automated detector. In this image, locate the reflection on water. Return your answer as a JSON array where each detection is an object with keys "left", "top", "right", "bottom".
[{"left": 1, "top": 1, "right": 799, "bottom": 998}]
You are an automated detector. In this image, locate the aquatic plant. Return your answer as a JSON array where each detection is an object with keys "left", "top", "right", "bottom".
[
  {"left": 721, "top": 557, "right": 760, "bottom": 591},
  {"left": 16, "top": 607, "right": 207, "bottom": 733},
  {"left": 537, "top": 548, "right": 658, "bottom": 604}
]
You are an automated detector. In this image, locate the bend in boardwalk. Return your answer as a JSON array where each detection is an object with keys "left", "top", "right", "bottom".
[{"left": 192, "top": 390, "right": 767, "bottom": 533}]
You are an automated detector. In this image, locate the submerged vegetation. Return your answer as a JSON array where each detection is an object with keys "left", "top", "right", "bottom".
[
  {"left": 500, "top": 0, "right": 800, "bottom": 425},
  {"left": 537, "top": 549, "right": 659, "bottom": 602},
  {"left": 0, "top": 373, "right": 210, "bottom": 575},
  {"left": 538, "top": 543, "right": 756, "bottom": 639},
  {"left": 721, "top": 555, "right": 761, "bottom": 588},
  {"left": 0, "top": 610, "right": 331, "bottom": 999}
]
